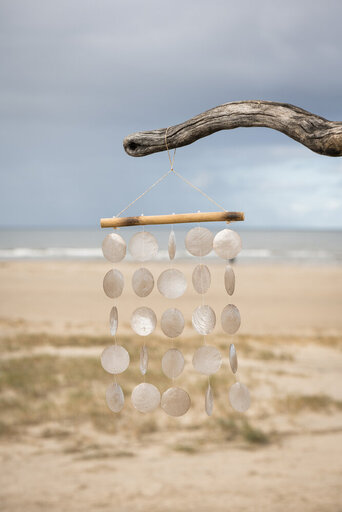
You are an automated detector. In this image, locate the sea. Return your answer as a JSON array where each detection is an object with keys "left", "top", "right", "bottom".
[{"left": 0, "top": 227, "right": 342, "bottom": 265}]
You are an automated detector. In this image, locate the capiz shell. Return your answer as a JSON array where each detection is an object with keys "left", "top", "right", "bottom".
[
  {"left": 131, "top": 383, "right": 161, "bottom": 413},
  {"left": 168, "top": 230, "right": 176, "bottom": 260},
  {"left": 157, "top": 269, "right": 187, "bottom": 299},
  {"left": 161, "top": 387, "right": 191, "bottom": 417},
  {"left": 106, "top": 382, "right": 124, "bottom": 413},
  {"left": 192, "top": 264, "right": 211, "bottom": 294},
  {"left": 109, "top": 306, "right": 118, "bottom": 336},
  {"left": 192, "top": 345, "right": 222, "bottom": 375},
  {"left": 102, "top": 233, "right": 126, "bottom": 263},
  {"left": 132, "top": 267, "right": 154, "bottom": 297},
  {"left": 129, "top": 231, "right": 158, "bottom": 261},
  {"left": 229, "top": 382, "right": 251, "bottom": 412},
  {"left": 224, "top": 265, "right": 235, "bottom": 295},
  {"left": 229, "top": 343, "right": 238, "bottom": 373},
  {"left": 103, "top": 269, "right": 124, "bottom": 299},
  {"left": 131, "top": 307, "right": 157, "bottom": 336},
  {"left": 101, "top": 345, "right": 130, "bottom": 374},
  {"left": 161, "top": 348, "right": 185, "bottom": 379},
  {"left": 192, "top": 305, "right": 216, "bottom": 335},
  {"left": 205, "top": 383, "right": 213, "bottom": 416},
  {"left": 221, "top": 304, "right": 241, "bottom": 335},
  {"left": 185, "top": 227, "right": 213, "bottom": 257},
  {"left": 160, "top": 308, "right": 185, "bottom": 338},
  {"left": 213, "top": 229, "right": 242, "bottom": 260}
]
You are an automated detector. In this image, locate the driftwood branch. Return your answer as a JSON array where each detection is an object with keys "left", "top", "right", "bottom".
[{"left": 123, "top": 100, "right": 342, "bottom": 158}]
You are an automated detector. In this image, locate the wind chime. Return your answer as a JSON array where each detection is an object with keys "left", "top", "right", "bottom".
[{"left": 99, "top": 136, "right": 250, "bottom": 417}]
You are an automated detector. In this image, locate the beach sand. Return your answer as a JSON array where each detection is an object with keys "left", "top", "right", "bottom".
[{"left": 1, "top": 261, "right": 342, "bottom": 511}]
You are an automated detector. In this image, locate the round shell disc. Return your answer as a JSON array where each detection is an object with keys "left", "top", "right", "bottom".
[
  {"left": 101, "top": 345, "right": 130, "bottom": 374},
  {"left": 213, "top": 229, "right": 242, "bottom": 260},
  {"left": 229, "top": 343, "right": 238, "bottom": 373},
  {"left": 140, "top": 345, "right": 148, "bottom": 375},
  {"left": 192, "top": 305, "right": 216, "bottom": 335},
  {"left": 192, "top": 345, "right": 222, "bottom": 375},
  {"left": 160, "top": 308, "right": 184, "bottom": 338},
  {"left": 157, "top": 269, "right": 187, "bottom": 299},
  {"left": 103, "top": 269, "right": 124, "bottom": 299},
  {"left": 185, "top": 227, "right": 213, "bottom": 257},
  {"left": 229, "top": 382, "right": 251, "bottom": 412},
  {"left": 162, "top": 348, "right": 185, "bottom": 379},
  {"left": 168, "top": 230, "right": 176, "bottom": 260},
  {"left": 105, "top": 382, "right": 124, "bottom": 413},
  {"left": 102, "top": 233, "right": 126, "bottom": 263},
  {"left": 131, "top": 307, "right": 157, "bottom": 336},
  {"left": 224, "top": 265, "right": 235, "bottom": 295},
  {"left": 109, "top": 306, "right": 118, "bottom": 336},
  {"left": 192, "top": 264, "right": 211, "bottom": 294},
  {"left": 161, "top": 387, "right": 191, "bottom": 417},
  {"left": 221, "top": 304, "right": 241, "bottom": 335},
  {"left": 129, "top": 232, "right": 158, "bottom": 261},
  {"left": 132, "top": 267, "right": 154, "bottom": 297},
  {"left": 131, "top": 382, "right": 161, "bottom": 413}
]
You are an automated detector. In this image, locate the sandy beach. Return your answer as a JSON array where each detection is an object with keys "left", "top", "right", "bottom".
[{"left": 1, "top": 260, "right": 342, "bottom": 511}]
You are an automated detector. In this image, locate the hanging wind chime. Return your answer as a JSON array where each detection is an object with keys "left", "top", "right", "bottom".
[{"left": 99, "top": 129, "right": 250, "bottom": 418}]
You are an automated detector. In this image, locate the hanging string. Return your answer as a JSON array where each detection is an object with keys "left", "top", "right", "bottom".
[{"left": 115, "top": 126, "right": 227, "bottom": 217}]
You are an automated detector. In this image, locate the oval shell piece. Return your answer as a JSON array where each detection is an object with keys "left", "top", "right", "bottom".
[
  {"left": 105, "top": 382, "right": 124, "bottom": 413},
  {"left": 224, "top": 265, "right": 235, "bottom": 295},
  {"left": 221, "top": 304, "right": 241, "bottom": 335},
  {"left": 205, "top": 383, "right": 213, "bottom": 416},
  {"left": 109, "top": 306, "right": 118, "bottom": 336},
  {"left": 131, "top": 382, "right": 161, "bottom": 413},
  {"left": 140, "top": 345, "right": 148, "bottom": 375},
  {"left": 131, "top": 307, "right": 157, "bottom": 336},
  {"left": 229, "top": 382, "right": 251, "bottom": 413},
  {"left": 192, "top": 264, "right": 211, "bottom": 294},
  {"left": 103, "top": 269, "right": 124, "bottom": 299},
  {"left": 160, "top": 308, "right": 184, "bottom": 338},
  {"left": 229, "top": 343, "right": 238, "bottom": 374},
  {"left": 192, "top": 345, "right": 222, "bottom": 375},
  {"left": 162, "top": 348, "right": 185, "bottom": 379},
  {"left": 102, "top": 233, "right": 126, "bottom": 263},
  {"left": 129, "top": 231, "right": 158, "bottom": 261},
  {"left": 168, "top": 230, "right": 176, "bottom": 260},
  {"left": 161, "top": 387, "right": 191, "bottom": 417},
  {"left": 132, "top": 267, "right": 154, "bottom": 297},
  {"left": 213, "top": 229, "right": 242, "bottom": 260},
  {"left": 157, "top": 268, "right": 187, "bottom": 299},
  {"left": 192, "top": 305, "right": 216, "bottom": 335},
  {"left": 185, "top": 226, "right": 213, "bottom": 257},
  {"left": 101, "top": 345, "right": 130, "bottom": 374}
]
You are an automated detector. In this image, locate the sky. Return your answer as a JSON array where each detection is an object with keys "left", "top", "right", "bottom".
[{"left": 0, "top": 0, "right": 342, "bottom": 229}]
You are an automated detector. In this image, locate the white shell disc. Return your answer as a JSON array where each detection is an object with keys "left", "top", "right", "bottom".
[
  {"left": 185, "top": 227, "right": 213, "bottom": 257},
  {"left": 224, "top": 265, "right": 235, "bottom": 295},
  {"left": 105, "top": 382, "right": 124, "bottom": 413},
  {"left": 168, "top": 230, "right": 176, "bottom": 260},
  {"left": 102, "top": 233, "right": 126, "bottom": 263},
  {"left": 192, "top": 345, "right": 222, "bottom": 375},
  {"left": 162, "top": 348, "right": 185, "bottom": 379},
  {"left": 129, "top": 231, "right": 158, "bottom": 261},
  {"left": 221, "top": 304, "right": 241, "bottom": 335},
  {"left": 161, "top": 387, "right": 191, "bottom": 417},
  {"left": 101, "top": 345, "right": 130, "bottom": 374},
  {"left": 205, "top": 383, "right": 213, "bottom": 416},
  {"left": 131, "top": 307, "right": 157, "bottom": 336},
  {"left": 213, "top": 229, "right": 242, "bottom": 260},
  {"left": 160, "top": 308, "right": 185, "bottom": 338},
  {"left": 140, "top": 345, "right": 148, "bottom": 375},
  {"left": 229, "top": 343, "right": 238, "bottom": 373},
  {"left": 192, "top": 264, "right": 211, "bottom": 294},
  {"left": 192, "top": 305, "right": 216, "bottom": 335},
  {"left": 157, "top": 268, "right": 187, "bottom": 299},
  {"left": 103, "top": 269, "right": 124, "bottom": 299},
  {"left": 229, "top": 382, "right": 251, "bottom": 413},
  {"left": 109, "top": 306, "right": 118, "bottom": 336},
  {"left": 131, "top": 382, "right": 161, "bottom": 413},
  {"left": 132, "top": 267, "right": 154, "bottom": 297}
]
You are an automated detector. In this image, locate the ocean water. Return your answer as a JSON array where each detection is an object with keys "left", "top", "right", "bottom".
[{"left": 0, "top": 227, "right": 341, "bottom": 264}]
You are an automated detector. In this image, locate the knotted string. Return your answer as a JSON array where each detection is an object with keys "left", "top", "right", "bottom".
[{"left": 115, "top": 127, "right": 227, "bottom": 217}]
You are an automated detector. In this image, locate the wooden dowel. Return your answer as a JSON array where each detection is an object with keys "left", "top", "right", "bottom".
[{"left": 100, "top": 211, "right": 244, "bottom": 228}]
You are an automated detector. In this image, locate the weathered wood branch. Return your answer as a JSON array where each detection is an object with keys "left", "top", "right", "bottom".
[{"left": 123, "top": 100, "right": 342, "bottom": 157}]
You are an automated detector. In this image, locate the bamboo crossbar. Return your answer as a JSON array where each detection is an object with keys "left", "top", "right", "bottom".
[{"left": 100, "top": 211, "right": 244, "bottom": 228}]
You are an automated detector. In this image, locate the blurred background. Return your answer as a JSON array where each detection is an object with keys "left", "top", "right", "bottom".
[{"left": 0, "top": 1, "right": 342, "bottom": 511}]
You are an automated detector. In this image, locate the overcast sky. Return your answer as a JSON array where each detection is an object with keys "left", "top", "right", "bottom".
[{"left": 0, "top": 0, "right": 342, "bottom": 229}]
